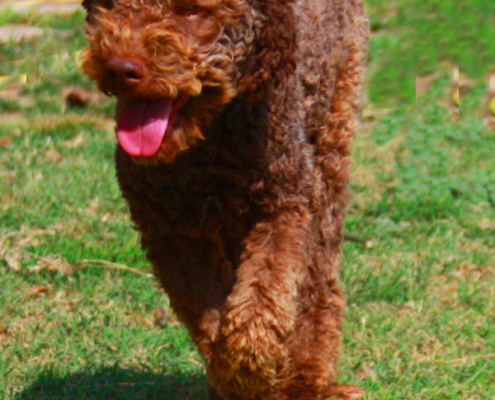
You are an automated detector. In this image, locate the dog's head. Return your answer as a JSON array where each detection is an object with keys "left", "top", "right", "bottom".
[{"left": 82, "top": 0, "right": 295, "bottom": 164}]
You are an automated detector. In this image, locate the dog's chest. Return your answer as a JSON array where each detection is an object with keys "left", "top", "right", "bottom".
[{"left": 115, "top": 142, "right": 265, "bottom": 236}]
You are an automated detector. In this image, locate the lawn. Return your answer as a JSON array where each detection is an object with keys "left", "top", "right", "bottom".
[{"left": 1, "top": 1, "right": 494, "bottom": 399}]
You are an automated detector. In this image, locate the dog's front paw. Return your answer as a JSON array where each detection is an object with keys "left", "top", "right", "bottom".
[
  {"left": 220, "top": 288, "right": 295, "bottom": 371},
  {"left": 223, "top": 313, "right": 288, "bottom": 373},
  {"left": 207, "top": 305, "right": 291, "bottom": 398}
]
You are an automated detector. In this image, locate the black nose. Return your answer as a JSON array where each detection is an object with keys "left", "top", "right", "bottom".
[{"left": 105, "top": 58, "right": 149, "bottom": 89}]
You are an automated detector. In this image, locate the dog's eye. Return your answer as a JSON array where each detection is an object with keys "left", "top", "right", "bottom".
[
  {"left": 100, "top": 0, "right": 114, "bottom": 10},
  {"left": 174, "top": 4, "right": 202, "bottom": 18}
]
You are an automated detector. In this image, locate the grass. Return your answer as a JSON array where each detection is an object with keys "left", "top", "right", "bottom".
[
  {"left": 1, "top": 2, "right": 494, "bottom": 400},
  {"left": 366, "top": 0, "right": 495, "bottom": 105}
]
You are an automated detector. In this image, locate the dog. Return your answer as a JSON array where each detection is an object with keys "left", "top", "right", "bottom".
[{"left": 81, "top": 0, "right": 368, "bottom": 398}]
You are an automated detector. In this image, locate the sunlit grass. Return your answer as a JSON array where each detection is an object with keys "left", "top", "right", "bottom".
[{"left": 1, "top": 4, "right": 494, "bottom": 400}]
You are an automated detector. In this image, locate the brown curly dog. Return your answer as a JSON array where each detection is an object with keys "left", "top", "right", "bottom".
[{"left": 81, "top": 0, "right": 368, "bottom": 398}]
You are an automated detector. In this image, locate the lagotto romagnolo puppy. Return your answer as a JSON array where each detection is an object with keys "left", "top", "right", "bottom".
[{"left": 81, "top": 0, "right": 368, "bottom": 398}]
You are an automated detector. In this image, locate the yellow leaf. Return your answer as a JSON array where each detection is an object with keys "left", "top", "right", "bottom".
[
  {"left": 452, "top": 88, "right": 459, "bottom": 107},
  {"left": 74, "top": 50, "right": 86, "bottom": 69},
  {"left": 489, "top": 97, "right": 495, "bottom": 116}
]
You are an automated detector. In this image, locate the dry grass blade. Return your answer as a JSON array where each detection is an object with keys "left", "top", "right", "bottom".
[
  {"left": 79, "top": 259, "right": 153, "bottom": 277},
  {"left": 432, "top": 353, "right": 495, "bottom": 365},
  {"left": 344, "top": 234, "right": 373, "bottom": 248}
]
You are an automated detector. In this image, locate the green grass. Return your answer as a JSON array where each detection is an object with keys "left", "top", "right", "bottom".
[
  {"left": 366, "top": 0, "right": 495, "bottom": 105},
  {"left": 1, "top": 3, "right": 494, "bottom": 400}
]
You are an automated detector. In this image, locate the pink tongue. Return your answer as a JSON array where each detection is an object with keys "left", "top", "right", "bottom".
[{"left": 117, "top": 98, "right": 173, "bottom": 157}]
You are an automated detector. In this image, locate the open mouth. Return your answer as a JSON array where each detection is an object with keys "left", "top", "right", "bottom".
[{"left": 116, "top": 96, "right": 188, "bottom": 157}]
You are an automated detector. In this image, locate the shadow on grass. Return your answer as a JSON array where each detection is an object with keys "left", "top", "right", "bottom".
[{"left": 16, "top": 366, "right": 208, "bottom": 400}]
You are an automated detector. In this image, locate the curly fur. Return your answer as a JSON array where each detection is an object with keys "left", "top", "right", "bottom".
[{"left": 82, "top": 0, "right": 368, "bottom": 398}]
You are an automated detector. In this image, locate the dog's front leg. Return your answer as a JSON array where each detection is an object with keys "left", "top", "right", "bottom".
[{"left": 207, "top": 206, "right": 311, "bottom": 399}]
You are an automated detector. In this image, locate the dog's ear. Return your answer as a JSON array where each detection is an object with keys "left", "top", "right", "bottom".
[{"left": 237, "top": 0, "right": 297, "bottom": 96}]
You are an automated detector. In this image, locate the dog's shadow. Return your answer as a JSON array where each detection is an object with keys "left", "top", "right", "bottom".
[{"left": 16, "top": 366, "right": 208, "bottom": 400}]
